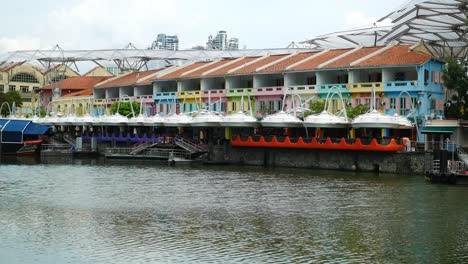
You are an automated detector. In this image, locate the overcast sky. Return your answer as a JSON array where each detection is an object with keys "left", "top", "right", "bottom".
[{"left": 0, "top": 0, "right": 408, "bottom": 53}]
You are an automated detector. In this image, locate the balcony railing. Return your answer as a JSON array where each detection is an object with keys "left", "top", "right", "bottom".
[
  {"left": 385, "top": 81, "right": 419, "bottom": 91},
  {"left": 201, "top": 89, "right": 227, "bottom": 99},
  {"left": 318, "top": 84, "right": 348, "bottom": 93},
  {"left": 286, "top": 85, "right": 317, "bottom": 95},
  {"left": 255, "top": 86, "right": 285, "bottom": 96},
  {"left": 133, "top": 95, "right": 154, "bottom": 103},
  {"left": 349, "top": 82, "right": 383, "bottom": 93},
  {"left": 154, "top": 92, "right": 177, "bottom": 100},
  {"left": 178, "top": 90, "right": 201, "bottom": 98},
  {"left": 226, "top": 88, "right": 255, "bottom": 97}
]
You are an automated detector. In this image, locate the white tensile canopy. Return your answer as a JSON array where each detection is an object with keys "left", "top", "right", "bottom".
[{"left": 302, "top": 0, "right": 467, "bottom": 59}]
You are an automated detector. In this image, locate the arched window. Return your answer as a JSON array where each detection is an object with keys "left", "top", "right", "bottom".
[
  {"left": 11, "top": 72, "right": 39, "bottom": 83},
  {"left": 51, "top": 75, "right": 69, "bottom": 83}
]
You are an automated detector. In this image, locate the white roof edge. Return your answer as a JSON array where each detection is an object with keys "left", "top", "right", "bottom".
[
  {"left": 285, "top": 50, "right": 329, "bottom": 70},
  {"left": 256, "top": 52, "right": 297, "bottom": 72},
  {"left": 181, "top": 59, "right": 220, "bottom": 77},
  {"left": 318, "top": 46, "right": 362, "bottom": 68},
  {"left": 227, "top": 54, "right": 270, "bottom": 74},
  {"left": 156, "top": 62, "right": 195, "bottom": 78},
  {"left": 94, "top": 71, "right": 135, "bottom": 88},
  {"left": 202, "top": 56, "right": 245, "bottom": 76},
  {"left": 350, "top": 42, "right": 397, "bottom": 66}
]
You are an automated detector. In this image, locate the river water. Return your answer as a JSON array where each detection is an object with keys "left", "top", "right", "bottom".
[{"left": 0, "top": 157, "right": 467, "bottom": 263}]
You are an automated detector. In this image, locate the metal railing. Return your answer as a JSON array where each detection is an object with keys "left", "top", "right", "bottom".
[
  {"left": 448, "top": 160, "right": 465, "bottom": 173},
  {"left": 174, "top": 135, "right": 209, "bottom": 153},
  {"left": 42, "top": 144, "right": 74, "bottom": 152},
  {"left": 105, "top": 147, "right": 191, "bottom": 159},
  {"left": 432, "top": 160, "right": 441, "bottom": 173}
]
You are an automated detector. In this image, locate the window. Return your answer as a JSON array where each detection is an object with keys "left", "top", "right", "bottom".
[
  {"left": 337, "top": 74, "right": 348, "bottom": 84},
  {"left": 331, "top": 100, "right": 338, "bottom": 112},
  {"left": 432, "top": 71, "right": 443, "bottom": 84},
  {"left": 246, "top": 80, "right": 253, "bottom": 88},
  {"left": 9, "top": 85, "right": 16, "bottom": 91},
  {"left": 11, "top": 72, "right": 39, "bottom": 83},
  {"left": 22, "top": 98, "right": 32, "bottom": 103},
  {"left": 400, "top": 98, "right": 406, "bottom": 115},
  {"left": 390, "top": 98, "right": 396, "bottom": 109},
  {"left": 306, "top": 76, "right": 316, "bottom": 85},
  {"left": 33, "top": 86, "right": 39, "bottom": 91},
  {"left": 275, "top": 78, "right": 284, "bottom": 87},
  {"left": 232, "top": 102, "right": 236, "bottom": 112},
  {"left": 395, "top": 72, "right": 406, "bottom": 81},
  {"left": 355, "top": 98, "right": 360, "bottom": 105},
  {"left": 48, "top": 97, "right": 53, "bottom": 102},
  {"left": 368, "top": 72, "right": 382, "bottom": 82},
  {"left": 20, "top": 86, "right": 29, "bottom": 93},
  {"left": 365, "top": 98, "right": 371, "bottom": 106},
  {"left": 269, "top": 101, "right": 275, "bottom": 112},
  {"left": 424, "top": 69, "right": 429, "bottom": 85},
  {"left": 411, "top": 97, "right": 418, "bottom": 108},
  {"left": 51, "top": 75, "right": 68, "bottom": 83},
  {"left": 0, "top": 85, "right": 4, "bottom": 92},
  {"left": 431, "top": 99, "right": 436, "bottom": 110}
]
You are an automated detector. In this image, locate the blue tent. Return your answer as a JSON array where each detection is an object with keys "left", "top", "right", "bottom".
[{"left": 0, "top": 119, "right": 50, "bottom": 143}]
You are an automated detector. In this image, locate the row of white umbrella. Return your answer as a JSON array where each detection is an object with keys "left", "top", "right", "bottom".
[
  {"left": 259, "top": 109, "right": 413, "bottom": 129},
  {"left": 25, "top": 108, "right": 413, "bottom": 129}
]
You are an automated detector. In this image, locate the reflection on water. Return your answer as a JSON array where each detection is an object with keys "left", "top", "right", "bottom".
[{"left": 0, "top": 157, "right": 467, "bottom": 263}]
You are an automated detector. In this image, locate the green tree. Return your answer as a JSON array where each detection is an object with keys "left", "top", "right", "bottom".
[
  {"left": 308, "top": 100, "right": 325, "bottom": 114},
  {"left": 443, "top": 58, "right": 468, "bottom": 119},
  {"left": 346, "top": 104, "right": 369, "bottom": 119},
  {"left": 110, "top": 101, "right": 140, "bottom": 117},
  {"left": 0, "top": 91, "right": 23, "bottom": 116}
]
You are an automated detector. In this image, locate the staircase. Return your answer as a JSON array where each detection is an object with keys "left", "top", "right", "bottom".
[
  {"left": 129, "top": 142, "right": 160, "bottom": 155},
  {"left": 457, "top": 146, "right": 468, "bottom": 165},
  {"left": 174, "top": 135, "right": 209, "bottom": 154},
  {"left": 63, "top": 135, "right": 76, "bottom": 146}
]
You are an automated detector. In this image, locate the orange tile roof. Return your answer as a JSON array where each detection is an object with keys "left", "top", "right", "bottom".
[
  {"left": 323, "top": 46, "right": 384, "bottom": 69},
  {"left": 206, "top": 57, "right": 260, "bottom": 76},
  {"left": 231, "top": 55, "right": 288, "bottom": 75},
  {"left": 96, "top": 69, "right": 161, "bottom": 88},
  {"left": 183, "top": 59, "right": 235, "bottom": 79},
  {"left": 258, "top": 52, "right": 319, "bottom": 73},
  {"left": 158, "top": 62, "right": 211, "bottom": 80},
  {"left": 355, "top": 45, "right": 431, "bottom": 67},
  {"left": 290, "top": 49, "right": 352, "bottom": 71},
  {"left": 61, "top": 89, "right": 94, "bottom": 97},
  {"left": 41, "top": 76, "right": 112, "bottom": 90}
]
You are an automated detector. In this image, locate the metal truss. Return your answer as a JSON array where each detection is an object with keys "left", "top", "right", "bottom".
[{"left": 302, "top": 0, "right": 467, "bottom": 59}]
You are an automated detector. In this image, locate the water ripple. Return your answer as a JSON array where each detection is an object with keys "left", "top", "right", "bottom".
[{"left": 0, "top": 162, "right": 467, "bottom": 263}]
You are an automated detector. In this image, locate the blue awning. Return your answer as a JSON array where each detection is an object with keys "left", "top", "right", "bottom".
[
  {"left": 24, "top": 122, "right": 50, "bottom": 135},
  {"left": 0, "top": 119, "right": 8, "bottom": 128},
  {"left": 0, "top": 119, "right": 50, "bottom": 143}
]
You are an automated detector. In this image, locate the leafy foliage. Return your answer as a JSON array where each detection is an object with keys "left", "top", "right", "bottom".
[
  {"left": 0, "top": 91, "right": 23, "bottom": 116},
  {"left": 110, "top": 101, "right": 140, "bottom": 117},
  {"left": 346, "top": 104, "right": 369, "bottom": 119},
  {"left": 443, "top": 58, "right": 468, "bottom": 119},
  {"left": 308, "top": 100, "right": 325, "bottom": 114}
]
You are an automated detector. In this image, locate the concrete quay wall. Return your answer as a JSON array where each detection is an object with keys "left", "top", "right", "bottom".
[{"left": 210, "top": 146, "right": 432, "bottom": 175}]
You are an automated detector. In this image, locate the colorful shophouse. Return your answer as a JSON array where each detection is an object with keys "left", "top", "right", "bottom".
[{"left": 93, "top": 43, "right": 445, "bottom": 142}]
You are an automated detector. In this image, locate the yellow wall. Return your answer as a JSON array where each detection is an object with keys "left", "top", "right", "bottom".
[
  {"left": 52, "top": 96, "right": 94, "bottom": 116},
  {"left": 84, "top": 67, "right": 114, "bottom": 77},
  {"left": 0, "top": 63, "right": 79, "bottom": 114}
]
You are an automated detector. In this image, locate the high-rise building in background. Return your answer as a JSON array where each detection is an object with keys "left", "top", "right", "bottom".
[
  {"left": 206, "top": 30, "right": 239, "bottom": 50},
  {"left": 228, "top": 38, "right": 239, "bottom": 50},
  {"left": 149, "top": 34, "right": 179, "bottom": 51}
]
